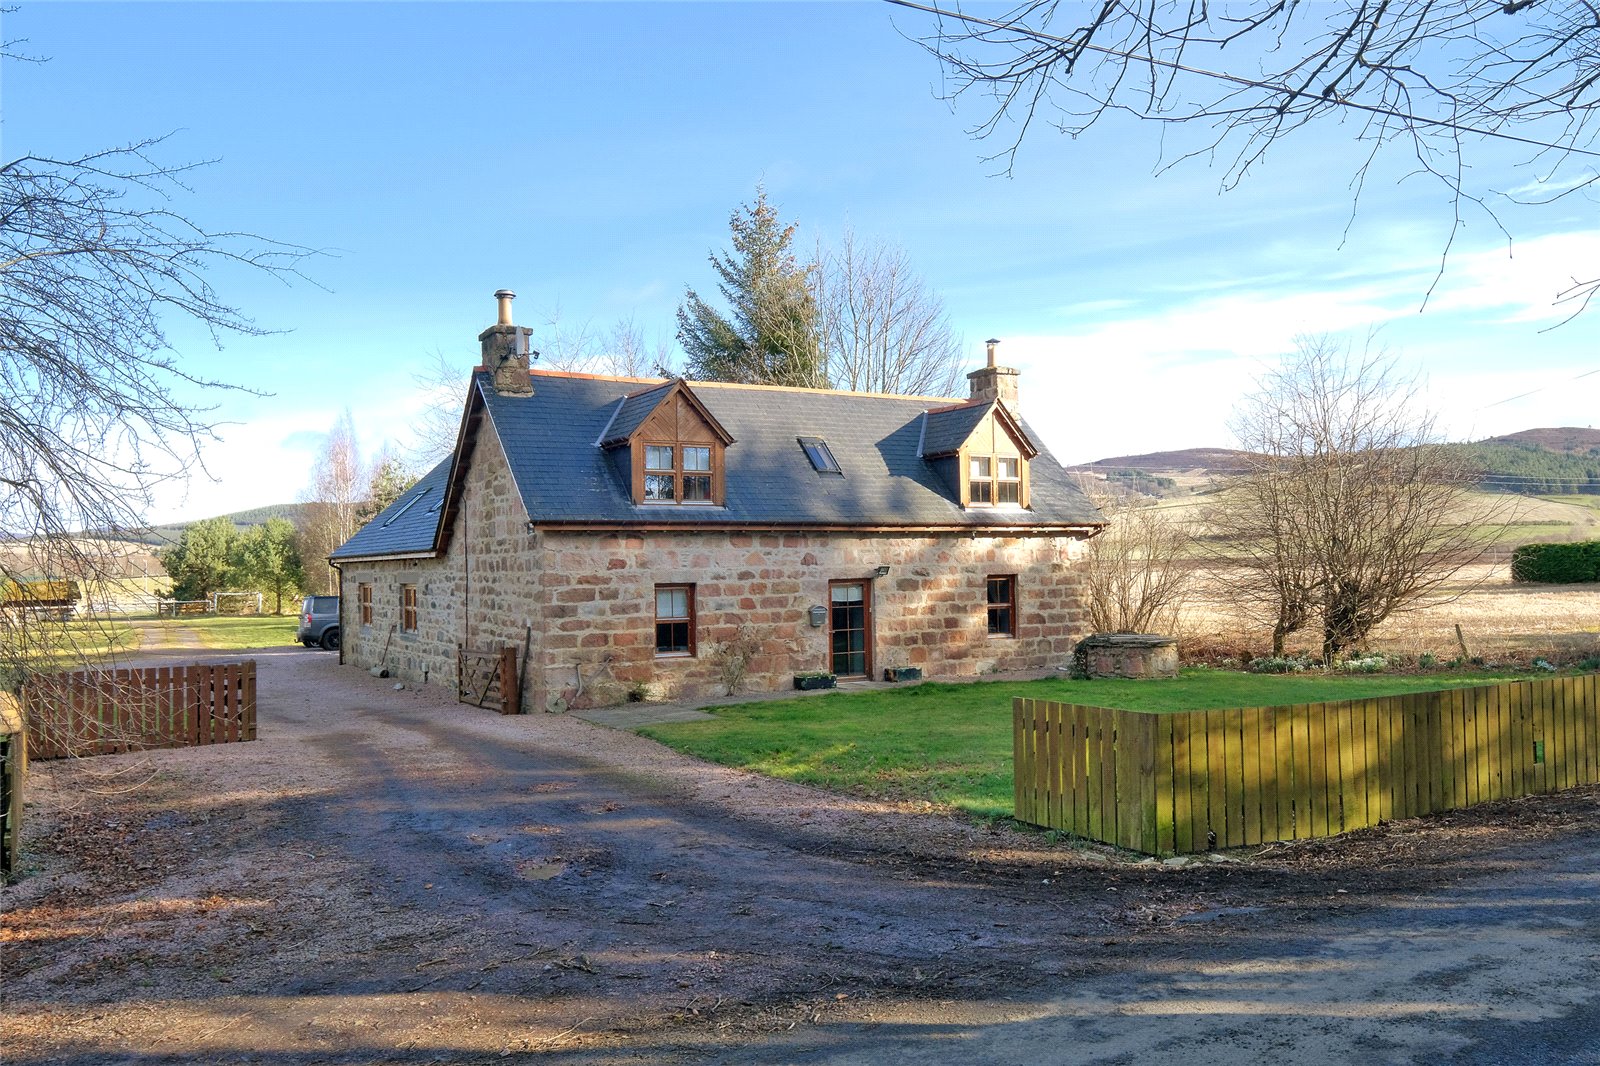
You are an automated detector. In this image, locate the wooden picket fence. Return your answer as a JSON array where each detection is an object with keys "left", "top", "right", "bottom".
[
  {"left": 21, "top": 662, "right": 257, "bottom": 760},
  {"left": 1014, "top": 674, "right": 1600, "bottom": 854}
]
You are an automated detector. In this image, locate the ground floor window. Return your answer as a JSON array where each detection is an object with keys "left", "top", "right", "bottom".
[
  {"left": 987, "top": 575, "right": 1016, "bottom": 636},
  {"left": 401, "top": 584, "right": 418, "bottom": 633},
  {"left": 358, "top": 583, "right": 373, "bottom": 625},
  {"left": 655, "top": 584, "right": 694, "bottom": 656}
]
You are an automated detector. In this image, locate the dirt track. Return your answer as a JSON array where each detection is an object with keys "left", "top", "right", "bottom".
[{"left": 3, "top": 649, "right": 1598, "bottom": 1064}]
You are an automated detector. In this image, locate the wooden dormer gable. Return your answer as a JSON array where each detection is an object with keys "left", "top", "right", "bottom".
[
  {"left": 921, "top": 400, "right": 1038, "bottom": 509},
  {"left": 598, "top": 379, "right": 735, "bottom": 506}
]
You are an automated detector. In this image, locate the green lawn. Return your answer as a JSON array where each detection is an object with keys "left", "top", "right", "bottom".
[
  {"left": 182, "top": 614, "right": 300, "bottom": 650},
  {"left": 639, "top": 669, "right": 1537, "bottom": 819},
  {"left": 25, "top": 618, "right": 143, "bottom": 666}
]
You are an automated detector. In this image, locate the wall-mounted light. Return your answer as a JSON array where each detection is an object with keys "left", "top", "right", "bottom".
[{"left": 874, "top": 565, "right": 891, "bottom": 578}]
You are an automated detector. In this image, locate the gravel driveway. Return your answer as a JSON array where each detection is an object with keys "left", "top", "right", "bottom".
[{"left": 3, "top": 649, "right": 1598, "bottom": 1064}]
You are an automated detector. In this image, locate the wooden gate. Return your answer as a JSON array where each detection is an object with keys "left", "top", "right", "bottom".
[{"left": 457, "top": 645, "right": 521, "bottom": 715}]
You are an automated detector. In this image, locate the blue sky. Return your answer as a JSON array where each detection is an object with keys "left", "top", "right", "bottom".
[{"left": 6, "top": 2, "right": 1596, "bottom": 525}]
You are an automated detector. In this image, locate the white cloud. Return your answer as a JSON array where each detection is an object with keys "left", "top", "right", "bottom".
[{"left": 1426, "top": 230, "right": 1600, "bottom": 325}]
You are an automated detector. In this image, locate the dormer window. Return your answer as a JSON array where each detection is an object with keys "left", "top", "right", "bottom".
[
  {"left": 967, "top": 456, "right": 1022, "bottom": 506},
  {"left": 921, "top": 398, "right": 1037, "bottom": 511},
  {"left": 645, "top": 444, "right": 714, "bottom": 503},
  {"left": 600, "top": 380, "right": 735, "bottom": 507}
]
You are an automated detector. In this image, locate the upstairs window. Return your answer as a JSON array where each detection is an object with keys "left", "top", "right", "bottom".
[
  {"left": 969, "top": 456, "right": 994, "bottom": 504},
  {"left": 643, "top": 443, "right": 716, "bottom": 504},
  {"left": 969, "top": 455, "right": 1025, "bottom": 507},
  {"left": 997, "top": 457, "right": 1021, "bottom": 504},
  {"left": 645, "top": 445, "right": 676, "bottom": 501}
]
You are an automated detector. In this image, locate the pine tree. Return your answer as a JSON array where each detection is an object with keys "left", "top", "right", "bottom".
[{"left": 676, "top": 187, "right": 825, "bottom": 388}]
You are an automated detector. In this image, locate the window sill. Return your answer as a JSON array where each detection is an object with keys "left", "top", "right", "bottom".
[{"left": 654, "top": 651, "right": 694, "bottom": 659}]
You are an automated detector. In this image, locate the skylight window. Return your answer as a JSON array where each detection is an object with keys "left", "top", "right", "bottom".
[
  {"left": 382, "top": 487, "right": 431, "bottom": 527},
  {"left": 798, "top": 437, "right": 842, "bottom": 475}
]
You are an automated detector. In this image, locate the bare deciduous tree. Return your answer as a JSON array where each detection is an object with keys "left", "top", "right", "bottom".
[
  {"left": 0, "top": 129, "right": 309, "bottom": 683},
  {"left": 1076, "top": 478, "right": 1196, "bottom": 634},
  {"left": 897, "top": 0, "right": 1600, "bottom": 310},
  {"left": 407, "top": 315, "right": 675, "bottom": 468},
  {"left": 817, "top": 230, "right": 965, "bottom": 397},
  {"left": 297, "top": 410, "right": 364, "bottom": 595},
  {"left": 1213, "top": 335, "right": 1509, "bottom": 660},
  {"left": 1203, "top": 466, "right": 1321, "bottom": 658}
]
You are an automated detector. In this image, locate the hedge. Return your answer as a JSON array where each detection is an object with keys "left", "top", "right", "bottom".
[{"left": 1511, "top": 541, "right": 1600, "bottom": 583}]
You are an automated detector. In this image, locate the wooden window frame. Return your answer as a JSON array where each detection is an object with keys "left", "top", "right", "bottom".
[
  {"left": 641, "top": 441, "right": 717, "bottom": 506},
  {"left": 965, "top": 454, "right": 1028, "bottom": 509},
  {"left": 358, "top": 583, "right": 373, "bottom": 626},
  {"left": 986, "top": 575, "right": 1017, "bottom": 637},
  {"left": 401, "top": 584, "right": 418, "bottom": 634},
  {"left": 828, "top": 578, "right": 874, "bottom": 679},
  {"left": 654, "top": 583, "right": 696, "bottom": 658}
]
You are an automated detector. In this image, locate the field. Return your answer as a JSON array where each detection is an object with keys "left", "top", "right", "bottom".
[
  {"left": 639, "top": 669, "right": 1544, "bottom": 818},
  {"left": 1179, "top": 562, "right": 1599, "bottom": 663}
]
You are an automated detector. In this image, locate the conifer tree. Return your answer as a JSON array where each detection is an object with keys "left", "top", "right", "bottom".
[{"left": 676, "top": 187, "right": 825, "bottom": 388}]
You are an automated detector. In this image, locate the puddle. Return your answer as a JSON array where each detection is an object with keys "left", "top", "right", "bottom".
[{"left": 516, "top": 860, "right": 567, "bottom": 881}]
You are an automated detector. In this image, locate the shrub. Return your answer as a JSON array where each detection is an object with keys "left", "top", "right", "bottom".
[
  {"left": 1510, "top": 541, "right": 1600, "bottom": 584},
  {"left": 708, "top": 625, "right": 763, "bottom": 696},
  {"left": 1341, "top": 654, "right": 1389, "bottom": 674},
  {"left": 1249, "top": 655, "right": 1313, "bottom": 674}
]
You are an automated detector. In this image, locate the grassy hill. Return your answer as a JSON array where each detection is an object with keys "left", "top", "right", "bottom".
[
  {"left": 1072, "top": 428, "right": 1600, "bottom": 498},
  {"left": 121, "top": 503, "right": 308, "bottom": 547}
]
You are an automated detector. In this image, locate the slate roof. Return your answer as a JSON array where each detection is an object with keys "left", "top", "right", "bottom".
[
  {"left": 497, "top": 372, "right": 1099, "bottom": 527},
  {"left": 330, "top": 457, "right": 452, "bottom": 559},
  {"left": 920, "top": 401, "right": 997, "bottom": 457},
  {"left": 334, "top": 371, "right": 1104, "bottom": 559},
  {"left": 597, "top": 381, "right": 674, "bottom": 447}
]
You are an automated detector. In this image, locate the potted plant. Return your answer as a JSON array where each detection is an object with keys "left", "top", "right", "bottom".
[{"left": 793, "top": 671, "right": 836, "bottom": 691}]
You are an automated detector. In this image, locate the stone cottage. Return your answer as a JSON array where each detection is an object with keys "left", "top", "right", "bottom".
[{"left": 331, "top": 292, "right": 1104, "bottom": 710}]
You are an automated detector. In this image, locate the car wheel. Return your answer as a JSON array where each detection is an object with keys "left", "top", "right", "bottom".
[{"left": 320, "top": 628, "right": 340, "bottom": 651}]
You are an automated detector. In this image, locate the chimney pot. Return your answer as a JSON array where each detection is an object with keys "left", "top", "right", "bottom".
[
  {"left": 985, "top": 338, "right": 1000, "bottom": 367},
  {"left": 480, "top": 290, "right": 535, "bottom": 396}
]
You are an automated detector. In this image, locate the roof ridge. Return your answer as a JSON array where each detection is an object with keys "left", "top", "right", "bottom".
[
  {"left": 686, "top": 379, "right": 964, "bottom": 403},
  {"left": 530, "top": 369, "right": 666, "bottom": 384},
  {"left": 923, "top": 398, "right": 988, "bottom": 415}
]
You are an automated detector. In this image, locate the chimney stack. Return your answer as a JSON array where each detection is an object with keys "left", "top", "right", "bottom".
[
  {"left": 968, "top": 337, "right": 1019, "bottom": 415},
  {"left": 479, "top": 289, "right": 536, "bottom": 396}
]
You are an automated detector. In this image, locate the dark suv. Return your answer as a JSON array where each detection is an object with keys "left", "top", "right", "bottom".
[{"left": 297, "top": 595, "right": 340, "bottom": 650}]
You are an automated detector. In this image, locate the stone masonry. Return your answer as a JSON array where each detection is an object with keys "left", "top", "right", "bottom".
[{"left": 342, "top": 425, "right": 1094, "bottom": 711}]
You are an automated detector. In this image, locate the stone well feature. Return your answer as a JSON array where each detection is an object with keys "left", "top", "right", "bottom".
[{"left": 1073, "top": 633, "right": 1179, "bottom": 680}]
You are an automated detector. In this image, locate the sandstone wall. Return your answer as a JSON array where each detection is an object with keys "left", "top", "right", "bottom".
[
  {"left": 341, "top": 427, "right": 1093, "bottom": 711},
  {"left": 533, "top": 529, "right": 1091, "bottom": 708}
]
